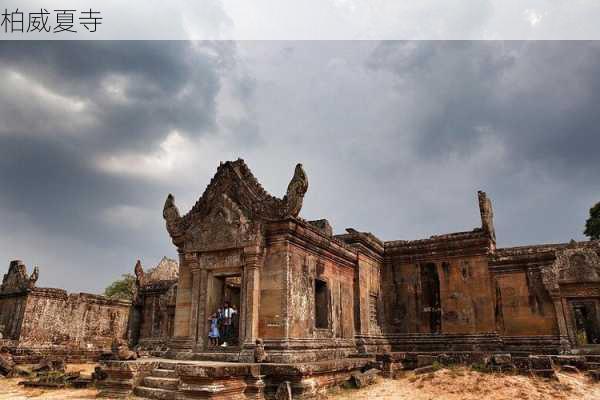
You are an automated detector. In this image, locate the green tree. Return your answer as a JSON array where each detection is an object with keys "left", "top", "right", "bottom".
[
  {"left": 104, "top": 273, "right": 136, "bottom": 300},
  {"left": 584, "top": 202, "right": 600, "bottom": 240}
]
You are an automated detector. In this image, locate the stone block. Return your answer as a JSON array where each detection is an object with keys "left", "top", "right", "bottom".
[
  {"left": 560, "top": 365, "right": 579, "bottom": 374},
  {"left": 492, "top": 353, "right": 512, "bottom": 365},
  {"left": 414, "top": 365, "right": 436, "bottom": 375},
  {"left": 529, "top": 355, "right": 554, "bottom": 371},
  {"left": 351, "top": 368, "right": 380, "bottom": 388},
  {"left": 417, "top": 354, "right": 437, "bottom": 368}
]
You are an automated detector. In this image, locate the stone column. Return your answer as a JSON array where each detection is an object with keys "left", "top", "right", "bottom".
[
  {"left": 551, "top": 294, "right": 571, "bottom": 353},
  {"left": 195, "top": 267, "right": 208, "bottom": 350},
  {"left": 242, "top": 247, "right": 262, "bottom": 348},
  {"left": 188, "top": 264, "right": 201, "bottom": 343}
]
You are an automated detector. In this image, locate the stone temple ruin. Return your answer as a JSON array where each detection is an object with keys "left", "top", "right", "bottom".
[
  {"left": 2, "top": 158, "right": 600, "bottom": 398},
  {"left": 0, "top": 260, "right": 130, "bottom": 363}
]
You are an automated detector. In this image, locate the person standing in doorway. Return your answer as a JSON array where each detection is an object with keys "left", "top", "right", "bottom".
[{"left": 221, "top": 301, "right": 237, "bottom": 347}]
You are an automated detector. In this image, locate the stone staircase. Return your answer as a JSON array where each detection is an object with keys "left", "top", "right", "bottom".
[
  {"left": 585, "top": 355, "right": 600, "bottom": 380},
  {"left": 133, "top": 362, "right": 180, "bottom": 400}
]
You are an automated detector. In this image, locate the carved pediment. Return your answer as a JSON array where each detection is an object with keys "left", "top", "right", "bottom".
[
  {"left": 186, "top": 193, "right": 259, "bottom": 251},
  {"left": 163, "top": 159, "right": 308, "bottom": 250},
  {"left": 1, "top": 260, "right": 38, "bottom": 294},
  {"left": 541, "top": 245, "right": 600, "bottom": 291}
]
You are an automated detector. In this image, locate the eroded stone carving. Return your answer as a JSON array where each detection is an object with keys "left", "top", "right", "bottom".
[
  {"left": 163, "top": 194, "right": 185, "bottom": 247},
  {"left": 284, "top": 163, "right": 309, "bottom": 217},
  {"left": 1, "top": 260, "right": 38, "bottom": 293},
  {"left": 542, "top": 246, "right": 600, "bottom": 292},
  {"left": 478, "top": 190, "right": 496, "bottom": 245},
  {"left": 163, "top": 159, "right": 308, "bottom": 250}
]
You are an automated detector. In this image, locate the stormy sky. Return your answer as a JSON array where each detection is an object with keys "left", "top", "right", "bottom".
[{"left": 0, "top": 41, "right": 599, "bottom": 293}]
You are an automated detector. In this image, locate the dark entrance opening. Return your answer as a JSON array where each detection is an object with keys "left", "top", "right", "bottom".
[
  {"left": 420, "top": 263, "right": 441, "bottom": 334},
  {"left": 208, "top": 274, "right": 241, "bottom": 348},
  {"left": 572, "top": 301, "right": 600, "bottom": 346},
  {"left": 315, "top": 279, "right": 329, "bottom": 329}
]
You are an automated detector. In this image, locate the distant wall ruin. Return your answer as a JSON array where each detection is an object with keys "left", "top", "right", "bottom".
[{"left": 0, "top": 260, "right": 130, "bottom": 363}]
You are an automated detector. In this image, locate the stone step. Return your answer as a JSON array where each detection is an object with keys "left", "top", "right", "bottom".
[
  {"left": 158, "top": 362, "right": 177, "bottom": 370},
  {"left": 153, "top": 368, "right": 178, "bottom": 378},
  {"left": 586, "top": 362, "right": 600, "bottom": 369},
  {"left": 134, "top": 386, "right": 179, "bottom": 400},
  {"left": 586, "top": 355, "right": 600, "bottom": 363},
  {"left": 144, "top": 376, "right": 180, "bottom": 390}
]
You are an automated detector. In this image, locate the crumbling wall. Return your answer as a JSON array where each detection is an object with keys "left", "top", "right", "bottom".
[
  {"left": 131, "top": 258, "right": 178, "bottom": 349},
  {"left": 18, "top": 289, "right": 130, "bottom": 348},
  {"left": 0, "top": 260, "right": 130, "bottom": 360},
  {"left": 493, "top": 271, "right": 557, "bottom": 336},
  {"left": 384, "top": 256, "right": 497, "bottom": 334},
  {"left": 287, "top": 245, "right": 355, "bottom": 340},
  {"left": 0, "top": 292, "right": 27, "bottom": 340},
  {"left": 438, "top": 256, "right": 496, "bottom": 334}
]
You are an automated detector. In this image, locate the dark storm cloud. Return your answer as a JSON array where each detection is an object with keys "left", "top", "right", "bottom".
[
  {"left": 368, "top": 41, "right": 600, "bottom": 178},
  {"left": 0, "top": 41, "right": 599, "bottom": 292},
  {"left": 0, "top": 41, "right": 232, "bottom": 151},
  {"left": 0, "top": 41, "right": 256, "bottom": 291}
]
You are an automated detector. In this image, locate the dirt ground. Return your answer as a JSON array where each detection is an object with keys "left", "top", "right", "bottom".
[
  {"left": 0, "top": 364, "right": 98, "bottom": 400},
  {"left": 327, "top": 367, "right": 600, "bottom": 400},
  {"left": 2, "top": 364, "right": 600, "bottom": 399}
]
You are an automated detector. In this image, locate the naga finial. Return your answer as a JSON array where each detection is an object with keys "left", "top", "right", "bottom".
[
  {"left": 134, "top": 260, "right": 144, "bottom": 286},
  {"left": 28, "top": 266, "right": 39, "bottom": 289},
  {"left": 285, "top": 163, "right": 309, "bottom": 217},
  {"left": 478, "top": 190, "right": 496, "bottom": 244},
  {"left": 163, "top": 194, "right": 185, "bottom": 243}
]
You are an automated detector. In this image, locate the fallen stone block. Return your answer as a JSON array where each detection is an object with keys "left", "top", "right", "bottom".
[
  {"left": 275, "top": 381, "right": 293, "bottom": 400},
  {"left": 92, "top": 366, "right": 108, "bottom": 381},
  {"left": 560, "top": 365, "right": 579, "bottom": 374},
  {"left": 417, "top": 354, "right": 436, "bottom": 368},
  {"left": 492, "top": 354, "right": 512, "bottom": 365},
  {"left": 529, "top": 355, "right": 554, "bottom": 371},
  {"left": 553, "top": 355, "right": 586, "bottom": 370},
  {"left": 351, "top": 368, "right": 380, "bottom": 388},
  {"left": 588, "top": 370, "right": 600, "bottom": 381},
  {"left": 414, "top": 365, "right": 436, "bottom": 375},
  {"left": 0, "top": 352, "right": 15, "bottom": 376}
]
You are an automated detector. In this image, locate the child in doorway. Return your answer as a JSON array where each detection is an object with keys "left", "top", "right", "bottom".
[{"left": 208, "top": 313, "right": 220, "bottom": 347}]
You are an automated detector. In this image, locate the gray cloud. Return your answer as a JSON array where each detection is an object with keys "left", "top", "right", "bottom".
[{"left": 0, "top": 41, "right": 598, "bottom": 293}]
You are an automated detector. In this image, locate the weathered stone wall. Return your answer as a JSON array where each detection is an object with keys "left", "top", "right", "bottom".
[
  {"left": 259, "top": 240, "right": 287, "bottom": 339},
  {"left": 0, "top": 292, "right": 27, "bottom": 340},
  {"left": 19, "top": 288, "right": 130, "bottom": 348},
  {"left": 287, "top": 243, "right": 355, "bottom": 340},
  {"left": 382, "top": 256, "right": 496, "bottom": 334},
  {"left": 0, "top": 260, "right": 131, "bottom": 362},
  {"left": 130, "top": 258, "right": 178, "bottom": 350},
  {"left": 493, "top": 271, "right": 558, "bottom": 336}
]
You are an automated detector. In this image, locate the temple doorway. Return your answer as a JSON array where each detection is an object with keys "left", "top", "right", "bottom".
[
  {"left": 206, "top": 273, "right": 242, "bottom": 348},
  {"left": 420, "top": 263, "right": 441, "bottom": 334},
  {"left": 571, "top": 300, "right": 600, "bottom": 346}
]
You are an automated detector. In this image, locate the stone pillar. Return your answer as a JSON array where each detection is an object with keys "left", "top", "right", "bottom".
[
  {"left": 172, "top": 250, "right": 191, "bottom": 338},
  {"left": 195, "top": 267, "right": 208, "bottom": 350},
  {"left": 189, "top": 265, "right": 201, "bottom": 343},
  {"left": 242, "top": 247, "right": 262, "bottom": 348},
  {"left": 551, "top": 295, "right": 571, "bottom": 353}
]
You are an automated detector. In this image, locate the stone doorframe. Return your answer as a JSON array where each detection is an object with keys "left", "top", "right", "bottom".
[
  {"left": 189, "top": 245, "right": 263, "bottom": 352},
  {"left": 541, "top": 245, "right": 600, "bottom": 352}
]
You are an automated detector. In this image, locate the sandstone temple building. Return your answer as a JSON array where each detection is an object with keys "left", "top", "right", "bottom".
[{"left": 2, "top": 158, "right": 600, "bottom": 398}]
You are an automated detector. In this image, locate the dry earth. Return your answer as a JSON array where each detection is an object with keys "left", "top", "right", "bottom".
[
  {"left": 327, "top": 367, "right": 600, "bottom": 400},
  {"left": 0, "top": 364, "right": 98, "bottom": 400},
  {"left": 2, "top": 364, "right": 600, "bottom": 399}
]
